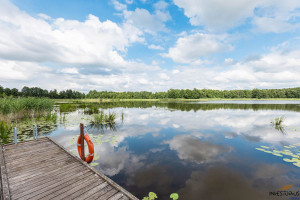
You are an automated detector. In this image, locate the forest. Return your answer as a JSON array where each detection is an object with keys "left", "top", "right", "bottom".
[{"left": 0, "top": 85, "right": 299, "bottom": 99}]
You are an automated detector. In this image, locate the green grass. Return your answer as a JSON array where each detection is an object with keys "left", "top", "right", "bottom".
[
  {"left": 0, "top": 121, "right": 12, "bottom": 144},
  {"left": 90, "top": 111, "right": 117, "bottom": 125},
  {"left": 0, "top": 97, "right": 54, "bottom": 121}
]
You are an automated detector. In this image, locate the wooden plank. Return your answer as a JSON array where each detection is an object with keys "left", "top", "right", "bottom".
[
  {"left": 6, "top": 147, "right": 63, "bottom": 167},
  {"left": 96, "top": 188, "right": 119, "bottom": 200},
  {"left": 5, "top": 143, "right": 54, "bottom": 157},
  {"left": 12, "top": 168, "right": 93, "bottom": 199},
  {"left": 85, "top": 185, "right": 114, "bottom": 200},
  {"left": 8, "top": 154, "right": 74, "bottom": 178},
  {"left": 7, "top": 151, "right": 70, "bottom": 174},
  {"left": 5, "top": 142, "right": 56, "bottom": 160},
  {"left": 108, "top": 192, "right": 126, "bottom": 200},
  {"left": 4, "top": 138, "right": 49, "bottom": 150},
  {"left": 72, "top": 182, "right": 109, "bottom": 200},
  {"left": 4, "top": 137, "right": 48, "bottom": 148},
  {"left": 9, "top": 160, "right": 81, "bottom": 190},
  {"left": 8, "top": 155, "right": 74, "bottom": 183},
  {"left": 60, "top": 178, "right": 105, "bottom": 200},
  {"left": 42, "top": 174, "right": 101, "bottom": 200},
  {"left": 27, "top": 173, "right": 97, "bottom": 200},
  {"left": 0, "top": 146, "right": 11, "bottom": 200},
  {"left": 119, "top": 195, "right": 130, "bottom": 200},
  {"left": 11, "top": 166, "right": 89, "bottom": 197},
  {"left": 9, "top": 162, "right": 82, "bottom": 190},
  {"left": 4, "top": 140, "right": 52, "bottom": 152},
  {"left": 6, "top": 147, "right": 67, "bottom": 167},
  {"left": 48, "top": 137, "right": 139, "bottom": 200},
  {"left": 5, "top": 142, "right": 58, "bottom": 159}
]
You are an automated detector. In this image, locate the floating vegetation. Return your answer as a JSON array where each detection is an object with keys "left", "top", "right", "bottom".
[
  {"left": 68, "top": 134, "right": 119, "bottom": 146},
  {"left": 142, "top": 192, "right": 179, "bottom": 200},
  {"left": 256, "top": 144, "right": 300, "bottom": 167},
  {"left": 143, "top": 192, "right": 157, "bottom": 200},
  {"left": 271, "top": 116, "right": 286, "bottom": 134}
]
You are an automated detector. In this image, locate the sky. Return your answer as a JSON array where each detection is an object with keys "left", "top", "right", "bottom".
[{"left": 0, "top": 0, "right": 300, "bottom": 92}]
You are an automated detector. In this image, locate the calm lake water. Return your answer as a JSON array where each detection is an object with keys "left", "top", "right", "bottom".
[{"left": 38, "top": 101, "right": 300, "bottom": 199}]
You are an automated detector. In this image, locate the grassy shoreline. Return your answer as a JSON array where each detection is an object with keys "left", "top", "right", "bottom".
[{"left": 54, "top": 98, "right": 300, "bottom": 104}]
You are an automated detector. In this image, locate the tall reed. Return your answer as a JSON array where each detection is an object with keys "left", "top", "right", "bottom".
[{"left": 0, "top": 97, "right": 54, "bottom": 121}]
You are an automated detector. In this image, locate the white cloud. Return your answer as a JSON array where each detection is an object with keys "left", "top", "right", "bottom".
[
  {"left": 125, "top": 0, "right": 133, "bottom": 4},
  {"left": 0, "top": 0, "right": 143, "bottom": 69},
  {"left": 252, "top": 16, "right": 299, "bottom": 33},
  {"left": 153, "top": 1, "right": 168, "bottom": 10},
  {"left": 123, "top": 1, "right": 171, "bottom": 34},
  {"left": 173, "top": 0, "right": 300, "bottom": 31},
  {"left": 148, "top": 44, "right": 164, "bottom": 50},
  {"left": 112, "top": 0, "right": 127, "bottom": 11},
  {"left": 163, "top": 33, "right": 232, "bottom": 64},
  {"left": 173, "top": 0, "right": 260, "bottom": 30},
  {"left": 59, "top": 68, "right": 79, "bottom": 74}
]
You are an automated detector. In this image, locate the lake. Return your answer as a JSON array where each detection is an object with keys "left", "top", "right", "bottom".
[{"left": 31, "top": 101, "right": 300, "bottom": 199}]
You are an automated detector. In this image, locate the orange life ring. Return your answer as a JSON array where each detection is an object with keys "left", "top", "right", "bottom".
[{"left": 77, "top": 134, "right": 94, "bottom": 163}]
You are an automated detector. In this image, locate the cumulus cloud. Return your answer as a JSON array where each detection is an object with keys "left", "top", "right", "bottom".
[
  {"left": 162, "top": 33, "right": 232, "bottom": 64},
  {"left": 0, "top": 0, "right": 143, "bottom": 68},
  {"left": 123, "top": 1, "right": 171, "bottom": 34},
  {"left": 173, "top": 0, "right": 300, "bottom": 31},
  {"left": 1, "top": 0, "right": 300, "bottom": 92}
]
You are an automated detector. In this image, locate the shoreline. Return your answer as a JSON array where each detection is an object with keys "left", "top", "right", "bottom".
[{"left": 54, "top": 98, "right": 300, "bottom": 104}]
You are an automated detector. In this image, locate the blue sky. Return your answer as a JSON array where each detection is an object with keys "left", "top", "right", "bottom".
[{"left": 0, "top": 0, "right": 300, "bottom": 92}]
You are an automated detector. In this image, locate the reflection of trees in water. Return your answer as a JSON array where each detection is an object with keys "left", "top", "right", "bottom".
[{"left": 58, "top": 101, "right": 300, "bottom": 113}]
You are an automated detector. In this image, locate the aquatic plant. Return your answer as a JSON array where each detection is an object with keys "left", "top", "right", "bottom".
[
  {"left": 271, "top": 116, "right": 286, "bottom": 134},
  {"left": 0, "top": 121, "right": 12, "bottom": 144},
  {"left": 90, "top": 111, "right": 117, "bottom": 125},
  {"left": 143, "top": 192, "right": 157, "bottom": 200},
  {"left": 256, "top": 143, "right": 300, "bottom": 168},
  {"left": 121, "top": 111, "right": 124, "bottom": 123},
  {"left": 271, "top": 116, "right": 284, "bottom": 126},
  {"left": 143, "top": 192, "right": 179, "bottom": 200},
  {"left": 170, "top": 193, "right": 179, "bottom": 200}
]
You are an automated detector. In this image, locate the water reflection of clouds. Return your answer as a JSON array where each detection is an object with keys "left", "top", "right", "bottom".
[
  {"left": 178, "top": 166, "right": 265, "bottom": 200},
  {"left": 178, "top": 163, "right": 300, "bottom": 200},
  {"left": 164, "top": 135, "right": 231, "bottom": 164},
  {"left": 122, "top": 108, "right": 300, "bottom": 145}
]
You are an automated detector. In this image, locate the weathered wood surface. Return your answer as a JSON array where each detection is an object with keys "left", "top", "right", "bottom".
[{"left": 0, "top": 137, "right": 138, "bottom": 200}]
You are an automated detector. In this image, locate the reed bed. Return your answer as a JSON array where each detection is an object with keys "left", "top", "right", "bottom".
[{"left": 0, "top": 97, "right": 54, "bottom": 121}]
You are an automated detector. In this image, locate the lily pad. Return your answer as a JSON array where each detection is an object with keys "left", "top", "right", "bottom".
[
  {"left": 90, "top": 162, "right": 99, "bottom": 167},
  {"left": 272, "top": 153, "right": 283, "bottom": 157}
]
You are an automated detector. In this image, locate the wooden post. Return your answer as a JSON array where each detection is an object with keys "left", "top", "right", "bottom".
[
  {"left": 80, "top": 123, "right": 85, "bottom": 161},
  {"left": 14, "top": 127, "right": 17, "bottom": 144}
]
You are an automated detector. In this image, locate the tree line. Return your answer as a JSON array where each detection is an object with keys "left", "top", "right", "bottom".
[
  {"left": 87, "top": 88, "right": 300, "bottom": 99},
  {"left": 0, "top": 85, "right": 299, "bottom": 99},
  {"left": 0, "top": 86, "right": 85, "bottom": 99}
]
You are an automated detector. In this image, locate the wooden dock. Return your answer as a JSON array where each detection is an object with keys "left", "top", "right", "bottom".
[{"left": 0, "top": 137, "right": 139, "bottom": 200}]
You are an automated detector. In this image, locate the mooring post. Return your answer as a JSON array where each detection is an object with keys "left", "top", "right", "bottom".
[
  {"left": 80, "top": 123, "right": 85, "bottom": 161},
  {"left": 13, "top": 127, "right": 17, "bottom": 144},
  {"left": 33, "top": 125, "right": 38, "bottom": 140}
]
